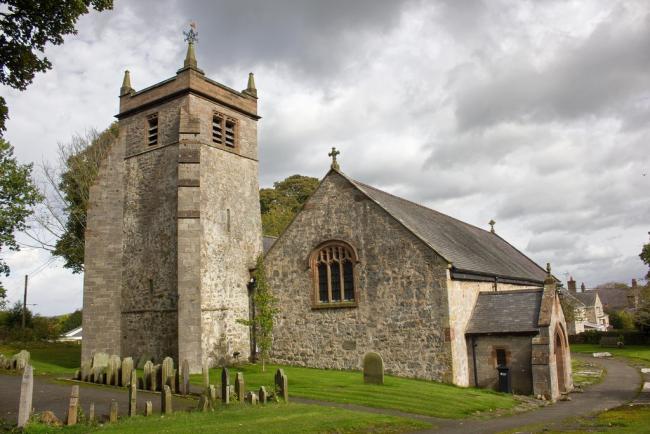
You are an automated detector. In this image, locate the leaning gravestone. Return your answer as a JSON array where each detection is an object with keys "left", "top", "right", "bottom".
[
  {"left": 143, "top": 361, "right": 154, "bottom": 390},
  {"left": 128, "top": 371, "right": 137, "bottom": 416},
  {"left": 107, "top": 355, "right": 121, "bottom": 386},
  {"left": 17, "top": 364, "right": 33, "bottom": 428},
  {"left": 144, "top": 400, "right": 153, "bottom": 417},
  {"left": 258, "top": 386, "right": 267, "bottom": 404},
  {"left": 66, "top": 385, "right": 80, "bottom": 425},
  {"left": 161, "top": 357, "right": 174, "bottom": 390},
  {"left": 136, "top": 353, "right": 152, "bottom": 370},
  {"left": 221, "top": 367, "right": 230, "bottom": 404},
  {"left": 180, "top": 359, "right": 190, "bottom": 395},
  {"left": 109, "top": 400, "right": 118, "bottom": 423},
  {"left": 202, "top": 360, "right": 210, "bottom": 389},
  {"left": 363, "top": 352, "right": 384, "bottom": 385},
  {"left": 92, "top": 352, "right": 109, "bottom": 369},
  {"left": 274, "top": 368, "right": 289, "bottom": 402},
  {"left": 161, "top": 385, "right": 173, "bottom": 415},
  {"left": 13, "top": 350, "right": 31, "bottom": 370},
  {"left": 121, "top": 357, "right": 134, "bottom": 387},
  {"left": 235, "top": 372, "right": 245, "bottom": 402}
]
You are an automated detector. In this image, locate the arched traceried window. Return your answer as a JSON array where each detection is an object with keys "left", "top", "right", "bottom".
[{"left": 311, "top": 241, "right": 358, "bottom": 307}]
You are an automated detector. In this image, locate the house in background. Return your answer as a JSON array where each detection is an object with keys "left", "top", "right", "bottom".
[
  {"left": 59, "top": 326, "right": 83, "bottom": 343},
  {"left": 591, "top": 279, "right": 642, "bottom": 312},
  {"left": 563, "top": 278, "right": 609, "bottom": 334}
]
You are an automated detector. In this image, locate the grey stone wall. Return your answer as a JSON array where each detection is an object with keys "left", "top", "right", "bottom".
[
  {"left": 265, "top": 171, "right": 452, "bottom": 381},
  {"left": 81, "top": 131, "right": 125, "bottom": 362},
  {"left": 121, "top": 98, "right": 182, "bottom": 362},
  {"left": 467, "top": 335, "right": 533, "bottom": 394}
]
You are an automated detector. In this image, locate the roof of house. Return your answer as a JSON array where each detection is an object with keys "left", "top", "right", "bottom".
[
  {"left": 589, "top": 287, "right": 631, "bottom": 311},
  {"left": 574, "top": 291, "right": 598, "bottom": 307},
  {"left": 62, "top": 326, "right": 83, "bottom": 338},
  {"left": 263, "top": 236, "right": 277, "bottom": 254},
  {"left": 345, "top": 175, "right": 548, "bottom": 283},
  {"left": 465, "top": 289, "right": 544, "bottom": 334}
]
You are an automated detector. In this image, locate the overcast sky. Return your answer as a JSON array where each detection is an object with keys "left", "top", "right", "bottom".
[{"left": 2, "top": 0, "right": 649, "bottom": 315}]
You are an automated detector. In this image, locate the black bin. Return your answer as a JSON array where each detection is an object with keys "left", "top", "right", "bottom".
[{"left": 497, "top": 366, "right": 512, "bottom": 393}]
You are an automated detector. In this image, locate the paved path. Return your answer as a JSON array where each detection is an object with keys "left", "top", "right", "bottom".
[{"left": 0, "top": 374, "right": 197, "bottom": 423}]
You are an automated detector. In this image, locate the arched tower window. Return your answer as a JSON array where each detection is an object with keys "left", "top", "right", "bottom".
[{"left": 310, "top": 241, "right": 358, "bottom": 307}]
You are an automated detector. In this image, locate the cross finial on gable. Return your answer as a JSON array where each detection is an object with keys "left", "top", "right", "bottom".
[
  {"left": 183, "top": 21, "right": 199, "bottom": 44},
  {"left": 328, "top": 147, "right": 340, "bottom": 170},
  {"left": 488, "top": 219, "right": 496, "bottom": 233}
]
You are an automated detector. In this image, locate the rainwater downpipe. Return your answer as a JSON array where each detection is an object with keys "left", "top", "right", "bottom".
[{"left": 471, "top": 336, "right": 478, "bottom": 387}]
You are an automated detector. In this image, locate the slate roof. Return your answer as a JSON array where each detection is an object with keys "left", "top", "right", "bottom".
[
  {"left": 574, "top": 291, "right": 598, "bottom": 307},
  {"left": 263, "top": 236, "right": 277, "bottom": 254},
  {"left": 465, "top": 289, "right": 543, "bottom": 334},
  {"left": 346, "top": 176, "right": 548, "bottom": 283}
]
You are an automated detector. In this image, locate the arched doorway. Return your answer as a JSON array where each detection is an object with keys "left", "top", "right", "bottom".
[{"left": 554, "top": 327, "right": 567, "bottom": 393}]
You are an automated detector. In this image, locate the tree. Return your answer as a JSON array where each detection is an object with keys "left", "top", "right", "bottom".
[
  {"left": 609, "top": 310, "right": 635, "bottom": 330},
  {"left": 59, "top": 309, "right": 82, "bottom": 333},
  {"left": 0, "top": 0, "right": 113, "bottom": 134},
  {"left": 641, "top": 236, "right": 650, "bottom": 280},
  {"left": 260, "top": 175, "right": 319, "bottom": 236},
  {"left": 0, "top": 139, "right": 41, "bottom": 304},
  {"left": 29, "top": 125, "right": 117, "bottom": 272},
  {"left": 238, "top": 256, "right": 277, "bottom": 372},
  {"left": 559, "top": 290, "right": 578, "bottom": 323}
]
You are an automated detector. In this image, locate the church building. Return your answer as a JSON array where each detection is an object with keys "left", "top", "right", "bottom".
[{"left": 82, "top": 38, "right": 572, "bottom": 401}]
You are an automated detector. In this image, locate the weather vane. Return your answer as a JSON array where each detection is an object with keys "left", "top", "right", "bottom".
[{"left": 183, "top": 21, "right": 199, "bottom": 44}]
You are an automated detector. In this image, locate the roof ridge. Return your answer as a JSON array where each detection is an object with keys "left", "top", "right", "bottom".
[{"left": 479, "top": 288, "right": 543, "bottom": 295}]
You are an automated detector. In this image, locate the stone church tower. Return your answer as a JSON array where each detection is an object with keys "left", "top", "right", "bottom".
[{"left": 82, "top": 39, "right": 262, "bottom": 372}]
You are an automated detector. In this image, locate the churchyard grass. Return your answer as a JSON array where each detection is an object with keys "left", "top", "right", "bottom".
[
  {"left": 0, "top": 342, "right": 80, "bottom": 376},
  {"left": 571, "top": 344, "right": 650, "bottom": 365},
  {"left": 193, "top": 363, "right": 518, "bottom": 418},
  {"left": 22, "top": 403, "right": 430, "bottom": 433},
  {"left": 571, "top": 358, "right": 604, "bottom": 387}
]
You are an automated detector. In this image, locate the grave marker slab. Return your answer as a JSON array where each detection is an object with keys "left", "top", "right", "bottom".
[
  {"left": 259, "top": 386, "right": 267, "bottom": 404},
  {"left": 144, "top": 400, "right": 152, "bottom": 416},
  {"left": 17, "top": 365, "right": 33, "bottom": 428},
  {"left": 88, "top": 402, "right": 95, "bottom": 423},
  {"left": 109, "top": 400, "right": 118, "bottom": 423},
  {"left": 161, "top": 385, "right": 173, "bottom": 415},
  {"left": 363, "top": 352, "right": 384, "bottom": 385},
  {"left": 181, "top": 359, "right": 190, "bottom": 395},
  {"left": 128, "top": 371, "right": 137, "bottom": 416},
  {"left": 235, "top": 372, "right": 245, "bottom": 402},
  {"left": 66, "top": 385, "right": 80, "bottom": 425},
  {"left": 221, "top": 367, "right": 230, "bottom": 404},
  {"left": 121, "top": 357, "right": 134, "bottom": 387}
]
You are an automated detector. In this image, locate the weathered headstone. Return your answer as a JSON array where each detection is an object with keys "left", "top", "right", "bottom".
[
  {"left": 221, "top": 367, "right": 230, "bottom": 404},
  {"left": 88, "top": 402, "right": 95, "bottom": 423},
  {"left": 66, "top": 385, "right": 80, "bottom": 425},
  {"left": 274, "top": 368, "right": 289, "bottom": 402},
  {"left": 143, "top": 361, "right": 154, "bottom": 390},
  {"left": 144, "top": 400, "right": 152, "bottom": 417},
  {"left": 128, "top": 371, "right": 137, "bottom": 416},
  {"left": 172, "top": 368, "right": 178, "bottom": 393},
  {"left": 136, "top": 353, "right": 152, "bottom": 370},
  {"left": 209, "top": 385, "right": 217, "bottom": 403},
  {"left": 202, "top": 360, "right": 210, "bottom": 389},
  {"left": 80, "top": 361, "right": 91, "bottom": 382},
  {"left": 162, "top": 357, "right": 174, "bottom": 391},
  {"left": 153, "top": 364, "right": 161, "bottom": 391},
  {"left": 92, "top": 352, "right": 109, "bottom": 369},
  {"left": 161, "top": 385, "right": 172, "bottom": 415},
  {"left": 121, "top": 357, "right": 134, "bottom": 387},
  {"left": 73, "top": 369, "right": 81, "bottom": 381},
  {"left": 109, "top": 400, "right": 118, "bottom": 423},
  {"left": 235, "top": 372, "right": 245, "bottom": 402},
  {"left": 258, "top": 386, "right": 267, "bottom": 404},
  {"left": 17, "top": 365, "right": 33, "bottom": 428},
  {"left": 245, "top": 391, "right": 258, "bottom": 405},
  {"left": 14, "top": 350, "right": 31, "bottom": 370},
  {"left": 197, "top": 394, "right": 210, "bottom": 412},
  {"left": 108, "top": 355, "right": 121, "bottom": 385},
  {"left": 363, "top": 352, "right": 384, "bottom": 385},
  {"left": 180, "top": 359, "right": 190, "bottom": 395}
]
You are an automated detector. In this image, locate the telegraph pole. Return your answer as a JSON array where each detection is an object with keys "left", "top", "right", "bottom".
[{"left": 22, "top": 275, "right": 28, "bottom": 329}]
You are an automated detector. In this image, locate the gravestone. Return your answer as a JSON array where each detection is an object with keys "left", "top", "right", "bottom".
[
  {"left": 153, "top": 364, "right": 161, "bottom": 391},
  {"left": 198, "top": 394, "right": 210, "bottom": 412},
  {"left": 121, "top": 357, "right": 134, "bottom": 387},
  {"left": 14, "top": 350, "right": 31, "bottom": 370},
  {"left": 128, "top": 371, "right": 137, "bottom": 416},
  {"left": 17, "top": 365, "right": 33, "bottom": 428},
  {"left": 202, "top": 360, "right": 210, "bottom": 389},
  {"left": 245, "top": 391, "right": 258, "bottom": 405},
  {"left": 274, "top": 368, "right": 289, "bottom": 402},
  {"left": 143, "top": 361, "right": 154, "bottom": 390},
  {"left": 161, "top": 385, "right": 173, "bottom": 415},
  {"left": 258, "top": 386, "right": 267, "bottom": 404},
  {"left": 180, "top": 359, "right": 190, "bottom": 395},
  {"left": 363, "top": 352, "right": 384, "bottom": 385},
  {"left": 92, "top": 352, "right": 109, "bottom": 369},
  {"left": 88, "top": 402, "right": 95, "bottom": 423},
  {"left": 73, "top": 369, "right": 81, "bottom": 381},
  {"left": 109, "top": 400, "right": 118, "bottom": 423},
  {"left": 173, "top": 369, "right": 178, "bottom": 393},
  {"left": 108, "top": 355, "right": 121, "bottom": 385},
  {"left": 162, "top": 357, "right": 174, "bottom": 391},
  {"left": 235, "top": 372, "right": 245, "bottom": 402},
  {"left": 221, "top": 367, "right": 230, "bottom": 404},
  {"left": 144, "top": 400, "right": 152, "bottom": 417},
  {"left": 66, "top": 385, "right": 80, "bottom": 425},
  {"left": 80, "top": 361, "right": 91, "bottom": 382},
  {"left": 136, "top": 353, "right": 152, "bottom": 370},
  {"left": 209, "top": 385, "right": 217, "bottom": 403}
]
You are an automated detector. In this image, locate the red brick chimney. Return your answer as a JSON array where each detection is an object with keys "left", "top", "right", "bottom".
[{"left": 568, "top": 276, "right": 577, "bottom": 293}]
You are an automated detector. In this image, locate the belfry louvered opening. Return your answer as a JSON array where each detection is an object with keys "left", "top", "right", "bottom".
[{"left": 147, "top": 114, "right": 158, "bottom": 146}]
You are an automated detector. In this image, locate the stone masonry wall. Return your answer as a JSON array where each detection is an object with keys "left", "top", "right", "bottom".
[
  {"left": 467, "top": 335, "right": 534, "bottom": 394},
  {"left": 266, "top": 171, "right": 452, "bottom": 381},
  {"left": 81, "top": 133, "right": 125, "bottom": 363},
  {"left": 193, "top": 95, "right": 262, "bottom": 368},
  {"left": 120, "top": 98, "right": 184, "bottom": 362},
  {"left": 447, "top": 279, "right": 537, "bottom": 386}
]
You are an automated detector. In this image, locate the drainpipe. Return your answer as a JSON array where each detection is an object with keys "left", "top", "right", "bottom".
[{"left": 471, "top": 336, "right": 479, "bottom": 387}]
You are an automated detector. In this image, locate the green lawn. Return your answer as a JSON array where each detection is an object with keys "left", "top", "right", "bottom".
[
  {"left": 23, "top": 403, "right": 430, "bottom": 434},
  {"left": 571, "top": 344, "right": 650, "bottom": 365},
  {"left": 0, "top": 342, "right": 80, "bottom": 375},
  {"left": 192, "top": 363, "right": 517, "bottom": 419},
  {"left": 571, "top": 358, "right": 604, "bottom": 388}
]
